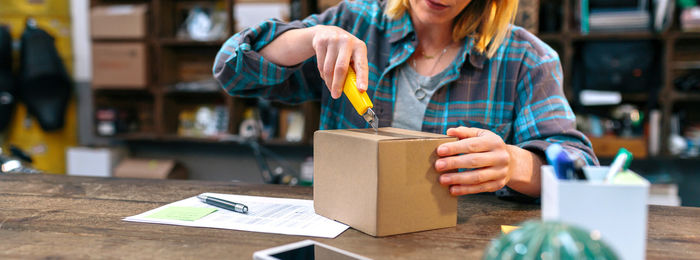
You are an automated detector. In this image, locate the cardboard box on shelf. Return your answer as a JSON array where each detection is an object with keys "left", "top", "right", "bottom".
[
  {"left": 114, "top": 158, "right": 187, "bottom": 179},
  {"left": 589, "top": 135, "right": 647, "bottom": 158},
  {"left": 313, "top": 127, "right": 457, "bottom": 237},
  {"left": 318, "top": 0, "right": 342, "bottom": 11},
  {"left": 234, "top": 0, "right": 290, "bottom": 31},
  {"left": 66, "top": 147, "right": 127, "bottom": 177},
  {"left": 90, "top": 4, "right": 148, "bottom": 39},
  {"left": 92, "top": 42, "right": 147, "bottom": 88}
]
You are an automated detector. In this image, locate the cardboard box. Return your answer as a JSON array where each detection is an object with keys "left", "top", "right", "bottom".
[
  {"left": 114, "top": 158, "right": 187, "bottom": 179},
  {"left": 541, "top": 166, "right": 649, "bottom": 260},
  {"left": 66, "top": 147, "right": 126, "bottom": 177},
  {"left": 318, "top": 0, "right": 342, "bottom": 11},
  {"left": 235, "top": 1, "right": 290, "bottom": 32},
  {"left": 589, "top": 135, "right": 647, "bottom": 158},
  {"left": 90, "top": 4, "right": 148, "bottom": 39},
  {"left": 92, "top": 42, "right": 147, "bottom": 88},
  {"left": 313, "top": 127, "right": 458, "bottom": 236}
]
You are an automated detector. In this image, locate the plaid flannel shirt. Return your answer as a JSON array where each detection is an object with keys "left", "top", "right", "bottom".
[{"left": 213, "top": 0, "right": 598, "bottom": 165}]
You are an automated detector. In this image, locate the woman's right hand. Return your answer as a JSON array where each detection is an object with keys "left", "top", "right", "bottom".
[{"left": 310, "top": 25, "right": 369, "bottom": 99}]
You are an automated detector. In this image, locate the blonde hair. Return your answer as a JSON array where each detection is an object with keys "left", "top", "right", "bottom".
[{"left": 385, "top": 0, "right": 518, "bottom": 58}]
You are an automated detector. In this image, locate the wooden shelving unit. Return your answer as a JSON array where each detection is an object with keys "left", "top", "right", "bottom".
[
  {"left": 89, "top": 0, "right": 700, "bottom": 157},
  {"left": 533, "top": 0, "right": 700, "bottom": 158},
  {"left": 90, "top": 0, "right": 319, "bottom": 145}
]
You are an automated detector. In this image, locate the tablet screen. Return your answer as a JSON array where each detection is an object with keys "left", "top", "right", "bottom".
[{"left": 270, "top": 244, "right": 363, "bottom": 260}]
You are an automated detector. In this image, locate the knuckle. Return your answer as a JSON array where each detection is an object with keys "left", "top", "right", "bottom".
[
  {"left": 462, "top": 141, "right": 475, "bottom": 152},
  {"left": 462, "top": 186, "right": 480, "bottom": 195},
  {"left": 461, "top": 156, "right": 474, "bottom": 168},
  {"left": 334, "top": 64, "right": 347, "bottom": 75},
  {"left": 485, "top": 184, "right": 499, "bottom": 192},
  {"left": 472, "top": 173, "right": 483, "bottom": 184},
  {"left": 500, "top": 152, "right": 510, "bottom": 164},
  {"left": 492, "top": 181, "right": 505, "bottom": 192},
  {"left": 495, "top": 152, "right": 508, "bottom": 165},
  {"left": 318, "top": 35, "right": 329, "bottom": 44},
  {"left": 355, "top": 39, "right": 367, "bottom": 50}
]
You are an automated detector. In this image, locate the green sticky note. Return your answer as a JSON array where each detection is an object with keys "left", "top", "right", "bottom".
[{"left": 146, "top": 206, "right": 217, "bottom": 221}]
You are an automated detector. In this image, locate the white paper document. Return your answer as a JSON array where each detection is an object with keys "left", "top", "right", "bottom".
[{"left": 123, "top": 193, "right": 349, "bottom": 238}]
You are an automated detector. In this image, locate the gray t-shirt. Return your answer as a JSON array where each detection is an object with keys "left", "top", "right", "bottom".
[{"left": 391, "top": 63, "right": 449, "bottom": 131}]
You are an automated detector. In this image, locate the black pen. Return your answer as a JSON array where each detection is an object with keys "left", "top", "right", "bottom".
[{"left": 197, "top": 194, "right": 249, "bottom": 214}]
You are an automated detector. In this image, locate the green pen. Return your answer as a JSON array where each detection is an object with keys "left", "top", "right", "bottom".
[{"left": 604, "top": 148, "right": 633, "bottom": 183}]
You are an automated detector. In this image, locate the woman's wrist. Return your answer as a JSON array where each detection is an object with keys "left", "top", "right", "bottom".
[{"left": 505, "top": 145, "right": 543, "bottom": 197}]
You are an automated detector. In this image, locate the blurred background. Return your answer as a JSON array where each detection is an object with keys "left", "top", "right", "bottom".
[{"left": 0, "top": 0, "right": 698, "bottom": 206}]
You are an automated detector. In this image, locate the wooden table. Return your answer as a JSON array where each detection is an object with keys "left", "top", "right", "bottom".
[{"left": 1, "top": 174, "right": 698, "bottom": 259}]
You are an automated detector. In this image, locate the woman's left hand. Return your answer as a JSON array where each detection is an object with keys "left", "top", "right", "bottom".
[{"left": 435, "top": 126, "right": 512, "bottom": 196}]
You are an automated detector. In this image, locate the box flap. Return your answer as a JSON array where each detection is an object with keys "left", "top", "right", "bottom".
[{"left": 325, "top": 127, "right": 452, "bottom": 141}]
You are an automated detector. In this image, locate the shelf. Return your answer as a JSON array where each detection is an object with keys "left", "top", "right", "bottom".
[
  {"left": 94, "top": 88, "right": 154, "bottom": 95},
  {"left": 673, "top": 61, "right": 700, "bottom": 70},
  {"left": 620, "top": 92, "right": 651, "bottom": 102},
  {"left": 92, "top": 38, "right": 151, "bottom": 43},
  {"left": 262, "top": 138, "right": 310, "bottom": 147},
  {"left": 160, "top": 134, "right": 240, "bottom": 143},
  {"left": 119, "top": 133, "right": 311, "bottom": 146},
  {"left": 163, "top": 87, "right": 225, "bottom": 96},
  {"left": 672, "top": 32, "right": 700, "bottom": 40},
  {"left": 570, "top": 31, "right": 659, "bottom": 40},
  {"left": 109, "top": 132, "right": 160, "bottom": 140},
  {"left": 671, "top": 91, "right": 700, "bottom": 102},
  {"left": 538, "top": 33, "right": 564, "bottom": 42},
  {"left": 158, "top": 38, "right": 226, "bottom": 47}
]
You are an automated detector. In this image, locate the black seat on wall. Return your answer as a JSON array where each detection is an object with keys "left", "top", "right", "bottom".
[
  {"left": 18, "top": 19, "right": 71, "bottom": 131},
  {"left": 0, "top": 25, "right": 15, "bottom": 131}
]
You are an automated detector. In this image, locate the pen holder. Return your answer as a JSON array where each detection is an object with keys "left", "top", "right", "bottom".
[{"left": 541, "top": 166, "right": 649, "bottom": 260}]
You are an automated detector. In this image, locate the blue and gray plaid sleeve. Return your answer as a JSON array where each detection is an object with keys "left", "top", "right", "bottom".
[{"left": 512, "top": 48, "right": 598, "bottom": 165}]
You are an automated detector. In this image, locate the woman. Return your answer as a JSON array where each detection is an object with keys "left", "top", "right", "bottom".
[{"left": 213, "top": 0, "right": 597, "bottom": 198}]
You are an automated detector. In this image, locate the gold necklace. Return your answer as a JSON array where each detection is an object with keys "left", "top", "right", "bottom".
[
  {"left": 410, "top": 44, "right": 451, "bottom": 100},
  {"left": 421, "top": 49, "right": 444, "bottom": 59},
  {"left": 412, "top": 44, "right": 450, "bottom": 76}
]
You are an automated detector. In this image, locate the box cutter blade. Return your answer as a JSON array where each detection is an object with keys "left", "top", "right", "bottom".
[{"left": 343, "top": 67, "right": 379, "bottom": 132}]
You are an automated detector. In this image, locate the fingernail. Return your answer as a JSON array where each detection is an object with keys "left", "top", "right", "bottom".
[
  {"left": 436, "top": 160, "right": 446, "bottom": 170},
  {"left": 440, "top": 175, "right": 451, "bottom": 183},
  {"left": 437, "top": 146, "right": 448, "bottom": 155}
]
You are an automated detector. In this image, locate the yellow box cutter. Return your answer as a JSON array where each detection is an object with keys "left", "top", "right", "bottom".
[{"left": 343, "top": 67, "right": 378, "bottom": 131}]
